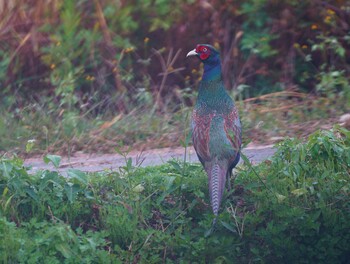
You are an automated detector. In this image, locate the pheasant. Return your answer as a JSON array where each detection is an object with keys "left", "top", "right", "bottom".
[{"left": 187, "top": 44, "right": 242, "bottom": 219}]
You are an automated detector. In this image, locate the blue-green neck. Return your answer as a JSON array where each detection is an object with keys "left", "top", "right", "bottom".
[
  {"left": 197, "top": 75, "right": 230, "bottom": 109},
  {"left": 196, "top": 56, "right": 232, "bottom": 111},
  {"left": 202, "top": 63, "right": 222, "bottom": 81}
]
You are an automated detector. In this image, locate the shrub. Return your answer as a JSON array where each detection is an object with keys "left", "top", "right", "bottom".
[{"left": 0, "top": 127, "right": 349, "bottom": 262}]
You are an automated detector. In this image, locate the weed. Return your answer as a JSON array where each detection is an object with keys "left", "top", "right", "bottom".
[
  {"left": 1, "top": 1, "right": 350, "bottom": 155},
  {"left": 1, "top": 127, "right": 350, "bottom": 262}
]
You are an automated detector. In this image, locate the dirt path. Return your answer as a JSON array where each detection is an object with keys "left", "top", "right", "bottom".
[{"left": 24, "top": 145, "right": 276, "bottom": 174}]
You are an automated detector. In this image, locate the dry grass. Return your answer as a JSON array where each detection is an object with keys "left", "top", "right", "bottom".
[{"left": 0, "top": 1, "right": 348, "bottom": 155}]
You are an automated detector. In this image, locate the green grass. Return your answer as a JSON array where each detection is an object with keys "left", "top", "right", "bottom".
[
  {"left": 0, "top": 96, "right": 192, "bottom": 155},
  {"left": 1, "top": 90, "right": 348, "bottom": 155},
  {"left": 1, "top": 127, "right": 350, "bottom": 263},
  {"left": 1, "top": 0, "right": 349, "bottom": 157}
]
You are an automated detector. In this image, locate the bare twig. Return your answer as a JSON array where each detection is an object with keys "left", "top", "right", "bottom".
[
  {"left": 243, "top": 91, "right": 307, "bottom": 103},
  {"left": 152, "top": 48, "right": 185, "bottom": 111}
]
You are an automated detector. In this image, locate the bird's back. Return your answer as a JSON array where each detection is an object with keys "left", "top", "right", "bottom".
[{"left": 192, "top": 80, "right": 241, "bottom": 165}]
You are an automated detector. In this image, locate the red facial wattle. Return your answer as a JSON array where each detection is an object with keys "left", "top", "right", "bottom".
[
  {"left": 196, "top": 45, "right": 210, "bottom": 60},
  {"left": 200, "top": 53, "right": 210, "bottom": 60}
]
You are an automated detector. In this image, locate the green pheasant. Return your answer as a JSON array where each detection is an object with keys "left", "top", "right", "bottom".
[{"left": 187, "top": 44, "right": 242, "bottom": 218}]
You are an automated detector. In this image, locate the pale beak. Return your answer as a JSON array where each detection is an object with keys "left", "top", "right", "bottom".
[{"left": 186, "top": 49, "right": 198, "bottom": 57}]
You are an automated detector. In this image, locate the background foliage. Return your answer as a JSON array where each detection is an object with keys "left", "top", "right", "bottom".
[{"left": 0, "top": 0, "right": 349, "bottom": 153}]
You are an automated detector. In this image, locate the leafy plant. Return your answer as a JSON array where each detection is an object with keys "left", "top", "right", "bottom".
[{"left": 1, "top": 127, "right": 350, "bottom": 262}]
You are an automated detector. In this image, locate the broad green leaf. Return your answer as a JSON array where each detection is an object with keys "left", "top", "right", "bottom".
[
  {"left": 126, "top": 157, "right": 132, "bottom": 169},
  {"left": 4, "top": 194, "right": 14, "bottom": 210},
  {"left": 25, "top": 186, "right": 38, "bottom": 201},
  {"left": 220, "top": 220, "right": 237, "bottom": 234},
  {"left": 133, "top": 184, "right": 144, "bottom": 193},
  {"left": 43, "top": 155, "right": 62, "bottom": 168},
  {"left": 64, "top": 183, "right": 81, "bottom": 203},
  {"left": 67, "top": 169, "right": 87, "bottom": 185},
  {"left": 165, "top": 176, "right": 176, "bottom": 190},
  {"left": 240, "top": 151, "right": 250, "bottom": 164},
  {"left": 56, "top": 243, "right": 73, "bottom": 258},
  {"left": 0, "top": 161, "right": 12, "bottom": 178},
  {"left": 291, "top": 188, "right": 307, "bottom": 197},
  {"left": 26, "top": 139, "right": 36, "bottom": 153},
  {"left": 276, "top": 193, "right": 286, "bottom": 203},
  {"left": 168, "top": 160, "right": 182, "bottom": 173},
  {"left": 2, "top": 186, "right": 9, "bottom": 197}
]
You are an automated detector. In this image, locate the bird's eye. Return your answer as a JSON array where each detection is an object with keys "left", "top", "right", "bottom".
[{"left": 202, "top": 48, "right": 207, "bottom": 52}]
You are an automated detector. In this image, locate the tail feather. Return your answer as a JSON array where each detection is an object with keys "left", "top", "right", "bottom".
[{"left": 209, "top": 163, "right": 227, "bottom": 216}]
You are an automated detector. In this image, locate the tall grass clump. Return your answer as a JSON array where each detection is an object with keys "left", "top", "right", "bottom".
[{"left": 235, "top": 126, "right": 350, "bottom": 263}]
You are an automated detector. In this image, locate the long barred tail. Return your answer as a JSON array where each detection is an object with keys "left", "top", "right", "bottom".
[{"left": 209, "top": 163, "right": 227, "bottom": 216}]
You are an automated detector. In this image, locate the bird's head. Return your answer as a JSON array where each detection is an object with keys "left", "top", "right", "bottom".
[{"left": 186, "top": 44, "right": 220, "bottom": 65}]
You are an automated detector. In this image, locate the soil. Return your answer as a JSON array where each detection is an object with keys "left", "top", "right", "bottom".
[{"left": 24, "top": 144, "right": 276, "bottom": 174}]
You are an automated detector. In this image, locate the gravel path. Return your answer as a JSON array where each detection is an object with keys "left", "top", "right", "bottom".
[{"left": 24, "top": 145, "right": 276, "bottom": 174}]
